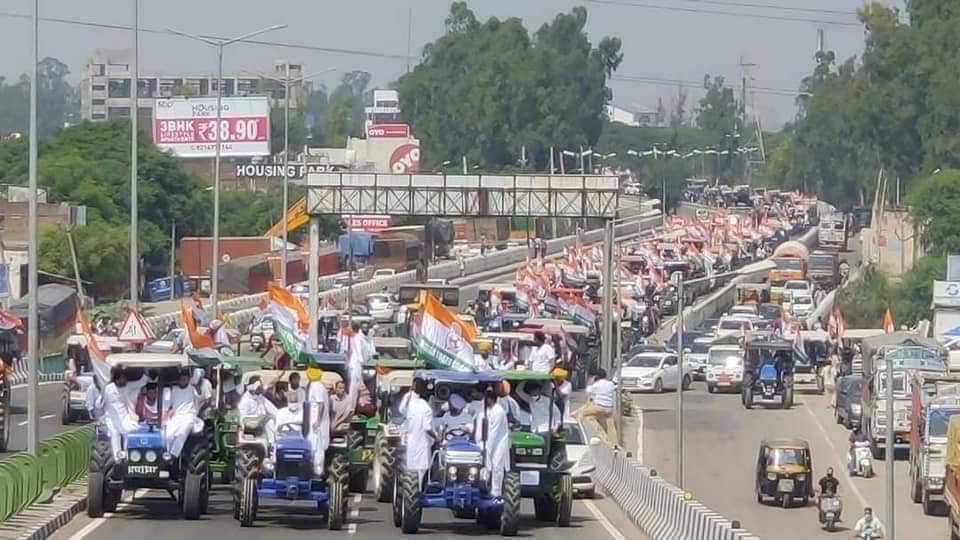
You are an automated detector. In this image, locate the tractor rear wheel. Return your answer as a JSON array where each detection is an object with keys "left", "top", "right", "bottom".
[
  {"left": 238, "top": 478, "right": 258, "bottom": 527},
  {"left": 328, "top": 477, "right": 347, "bottom": 530},
  {"left": 87, "top": 439, "right": 116, "bottom": 517},
  {"left": 400, "top": 470, "right": 422, "bottom": 534},
  {"left": 374, "top": 435, "right": 398, "bottom": 502}
]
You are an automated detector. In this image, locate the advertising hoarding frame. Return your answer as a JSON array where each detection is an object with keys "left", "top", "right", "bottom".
[{"left": 152, "top": 96, "right": 271, "bottom": 158}]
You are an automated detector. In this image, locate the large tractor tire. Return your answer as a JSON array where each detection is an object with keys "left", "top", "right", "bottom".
[
  {"left": 182, "top": 437, "right": 210, "bottom": 518},
  {"left": 500, "top": 472, "right": 521, "bottom": 537},
  {"left": 347, "top": 428, "right": 368, "bottom": 493},
  {"left": 391, "top": 475, "right": 403, "bottom": 527},
  {"left": 556, "top": 474, "right": 573, "bottom": 527},
  {"left": 373, "top": 435, "right": 398, "bottom": 502},
  {"left": 328, "top": 476, "right": 347, "bottom": 530},
  {"left": 238, "top": 478, "right": 258, "bottom": 527},
  {"left": 61, "top": 390, "right": 77, "bottom": 425},
  {"left": 87, "top": 439, "right": 117, "bottom": 517},
  {"left": 743, "top": 386, "right": 754, "bottom": 410},
  {"left": 329, "top": 452, "right": 350, "bottom": 488},
  {"left": 400, "top": 469, "right": 423, "bottom": 534},
  {"left": 233, "top": 447, "right": 261, "bottom": 520}
]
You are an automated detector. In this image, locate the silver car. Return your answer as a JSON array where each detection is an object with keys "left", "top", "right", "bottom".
[
  {"left": 684, "top": 337, "right": 713, "bottom": 381},
  {"left": 365, "top": 293, "right": 397, "bottom": 323}
]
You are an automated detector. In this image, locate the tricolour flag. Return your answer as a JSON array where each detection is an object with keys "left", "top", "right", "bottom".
[
  {"left": 181, "top": 301, "right": 216, "bottom": 351},
  {"left": 267, "top": 283, "right": 309, "bottom": 357},
  {"left": 414, "top": 294, "right": 477, "bottom": 371}
]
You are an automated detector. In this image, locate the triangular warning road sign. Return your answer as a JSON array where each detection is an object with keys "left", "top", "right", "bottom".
[{"left": 118, "top": 308, "right": 154, "bottom": 343}]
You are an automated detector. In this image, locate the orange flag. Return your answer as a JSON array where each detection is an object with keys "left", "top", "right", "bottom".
[
  {"left": 181, "top": 301, "right": 216, "bottom": 349},
  {"left": 882, "top": 308, "right": 895, "bottom": 333}
]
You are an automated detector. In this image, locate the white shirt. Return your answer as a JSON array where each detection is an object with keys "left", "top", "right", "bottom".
[
  {"left": 434, "top": 411, "right": 474, "bottom": 433},
  {"left": 238, "top": 392, "right": 278, "bottom": 420},
  {"left": 275, "top": 405, "right": 304, "bottom": 432},
  {"left": 853, "top": 516, "right": 884, "bottom": 537},
  {"left": 586, "top": 378, "right": 617, "bottom": 408},
  {"left": 529, "top": 343, "right": 556, "bottom": 373},
  {"left": 515, "top": 388, "right": 561, "bottom": 432},
  {"left": 163, "top": 385, "right": 200, "bottom": 418},
  {"left": 402, "top": 393, "right": 435, "bottom": 471}
]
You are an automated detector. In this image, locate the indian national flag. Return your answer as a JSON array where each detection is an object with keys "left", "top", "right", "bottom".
[
  {"left": 414, "top": 294, "right": 477, "bottom": 371},
  {"left": 267, "top": 283, "right": 310, "bottom": 357}
]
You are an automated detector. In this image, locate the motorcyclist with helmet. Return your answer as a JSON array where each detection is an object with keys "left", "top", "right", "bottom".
[
  {"left": 849, "top": 427, "right": 869, "bottom": 473},
  {"left": 816, "top": 467, "right": 841, "bottom": 526}
]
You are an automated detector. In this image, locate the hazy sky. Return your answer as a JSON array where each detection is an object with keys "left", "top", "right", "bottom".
[{"left": 1, "top": 0, "right": 904, "bottom": 129}]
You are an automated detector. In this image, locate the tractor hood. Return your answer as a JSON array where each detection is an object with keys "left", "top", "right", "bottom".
[
  {"left": 126, "top": 428, "right": 163, "bottom": 450},
  {"left": 510, "top": 431, "right": 546, "bottom": 449}
]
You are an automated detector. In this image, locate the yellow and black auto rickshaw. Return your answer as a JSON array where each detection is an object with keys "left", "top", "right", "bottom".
[{"left": 755, "top": 438, "right": 814, "bottom": 508}]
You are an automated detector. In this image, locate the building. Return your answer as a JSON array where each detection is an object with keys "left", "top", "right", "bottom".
[
  {"left": 364, "top": 89, "right": 401, "bottom": 128},
  {"left": 80, "top": 49, "right": 311, "bottom": 124},
  {"left": 605, "top": 103, "right": 663, "bottom": 128}
]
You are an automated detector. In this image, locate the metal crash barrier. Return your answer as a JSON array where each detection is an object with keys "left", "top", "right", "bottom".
[
  {"left": 588, "top": 436, "right": 759, "bottom": 540},
  {"left": 0, "top": 425, "right": 92, "bottom": 524}
]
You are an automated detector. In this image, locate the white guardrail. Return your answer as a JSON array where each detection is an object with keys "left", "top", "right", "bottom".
[{"left": 142, "top": 211, "right": 665, "bottom": 335}]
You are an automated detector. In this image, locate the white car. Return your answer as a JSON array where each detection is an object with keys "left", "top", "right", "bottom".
[
  {"left": 715, "top": 317, "right": 755, "bottom": 338},
  {"left": 789, "top": 292, "right": 814, "bottom": 318},
  {"left": 143, "top": 328, "right": 184, "bottom": 353},
  {"left": 619, "top": 352, "right": 693, "bottom": 393},
  {"left": 784, "top": 279, "right": 812, "bottom": 296},
  {"left": 562, "top": 419, "right": 595, "bottom": 498},
  {"left": 372, "top": 268, "right": 396, "bottom": 279},
  {"left": 705, "top": 345, "right": 745, "bottom": 393},
  {"left": 684, "top": 337, "right": 713, "bottom": 381},
  {"left": 365, "top": 293, "right": 397, "bottom": 323}
]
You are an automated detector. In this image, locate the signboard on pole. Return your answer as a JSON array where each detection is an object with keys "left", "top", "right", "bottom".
[
  {"left": 117, "top": 308, "right": 155, "bottom": 343},
  {"left": 342, "top": 214, "right": 393, "bottom": 233},
  {"left": 366, "top": 123, "right": 410, "bottom": 138},
  {"left": 152, "top": 97, "right": 271, "bottom": 158}
]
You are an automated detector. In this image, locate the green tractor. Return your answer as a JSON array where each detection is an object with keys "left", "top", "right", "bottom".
[
  {"left": 367, "top": 357, "right": 425, "bottom": 502},
  {"left": 498, "top": 370, "right": 574, "bottom": 527}
]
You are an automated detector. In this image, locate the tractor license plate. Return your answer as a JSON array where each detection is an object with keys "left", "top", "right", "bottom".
[
  {"left": 520, "top": 471, "right": 540, "bottom": 486},
  {"left": 128, "top": 465, "right": 159, "bottom": 476}
]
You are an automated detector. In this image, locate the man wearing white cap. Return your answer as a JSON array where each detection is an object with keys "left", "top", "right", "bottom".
[
  {"left": 434, "top": 393, "right": 474, "bottom": 434},
  {"left": 237, "top": 376, "right": 278, "bottom": 444}
]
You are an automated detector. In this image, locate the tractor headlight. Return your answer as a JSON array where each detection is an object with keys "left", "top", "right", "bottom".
[
  {"left": 515, "top": 448, "right": 527, "bottom": 456},
  {"left": 532, "top": 448, "right": 544, "bottom": 456},
  {"left": 468, "top": 467, "right": 479, "bottom": 481},
  {"left": 145, "top": 451, "right": 158, "bottom": 463},
  {"left": 162, "top": 452, "right": 173, "bottom": 462},
  {"left": 448, "top": 466, "right": 458, "bottom": 477},
  {"left": 129, "top": 450, "right": 142, "bottom": 463},
  {"left": 796, "top": 474, "right": 806, "bottom": 482},
  {"left": 116, "top": 451, "right": 127, "bottom": 461}
]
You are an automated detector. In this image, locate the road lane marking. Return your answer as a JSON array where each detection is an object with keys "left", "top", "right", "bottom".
[
  {"left": 347, "top": 523, "right": 357, "bottom": 534},
  {"left": 69, "top": 491, "right": 136, "bottom": 540},
  {"left": 802, "top": 397, "right": 870, "bottom": 510},
  {"left": 41, "top": 414, "right": 55, "bottom": 420},
  {"left": 583, "top": 499, "right": 628, "bottom": 540}
]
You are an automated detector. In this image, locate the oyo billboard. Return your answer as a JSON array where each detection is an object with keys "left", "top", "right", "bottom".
[
  {"left": 153, "top": 96, "right": 271, "bottom": 158},
  {"left": 366, "top": 123, "right": 410, "bottom": 138},
  {"left": 389, "top": 143, "right": 420, "bottom": 173}
]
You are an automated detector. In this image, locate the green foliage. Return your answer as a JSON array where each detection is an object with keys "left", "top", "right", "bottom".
[
  {"left": 889, "top": 254, "right": 943, "bottom": 325},
  {"left": 836, "top": 264, "right": 890, "bottom": 329},
  {"left": 397, "top": 2, "right": 622, "bottom": 170},
  {"left": 906, "top": 168, "right": 960, "bottom": 255},
  {"left": 696, "top": 75, "right": 740, "bottom": 142},
  {"left": 269, "top": 106, "right": 308, "bottom": 157},
  {"left": 0, "top": 120, "right": 211, "bottom": 296},
  {"left": 324, "top": 96, "right": 353, "bottom": 148},
  {"left": 0, "top": 57, "right": 78, "bottom": 138}
]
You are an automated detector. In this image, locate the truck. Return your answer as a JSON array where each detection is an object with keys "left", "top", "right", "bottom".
[
  {"left": 945, "top": 416, "right": 960, "bottom": 538},
  {"left": 909, "top": 373, "right": 960, "bottom": 515},
  {"left": 768, "top": 241, "right": 809, "bottom": 304},
  {"left": 818, "top": 213, "right": 847, "bottom": 251},
  {"left": 808, "top": 251, "right": 839, "bottom": 290},
  {"left": 861, "top": 332, "right": 948, "bottom": 459}
]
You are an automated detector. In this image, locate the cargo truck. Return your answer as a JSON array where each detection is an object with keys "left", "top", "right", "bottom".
[
  {"left": 808, "top": 251, "right": 839, "bottom": 290},
  {"left": 861, "top": 332, "right": 948, "bottom": 459},
  {"left": 818, "top": 213, "right": 847, "bottom": 251},
  {"left": 943, "top": 416, "right": 960, "bottom": 538},
  {"left": 768, "top": 241, "right": 809, "bottom": 304},
  {"left": 909, "top": 373, "right": 960, "bottom": 515}
]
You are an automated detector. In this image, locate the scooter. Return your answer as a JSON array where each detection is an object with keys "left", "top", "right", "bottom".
[
  {"left": 850, "top": 441, "right": 874, "bottom": 478},
  {"left": 818, "top": 495, "right": 842, "bottom": 531}
]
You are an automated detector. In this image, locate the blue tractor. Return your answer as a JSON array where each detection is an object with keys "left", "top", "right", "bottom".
[
  {"left": 392, "top": 370, "right": 521, "bottom": 536},
  {"left": 87, "top": 354, "right": 210, "bottom": 520},
  {"left": 742, "top": 340, "right": 795, "bottom": 409}
]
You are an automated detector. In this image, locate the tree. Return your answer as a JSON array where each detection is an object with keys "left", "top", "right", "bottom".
[
  {"left": 324, "top": 96, "right": 353, "bottom": 147},
  {"left": 269, "top": 106, "right": 308, "bottom": 157},
  {"left": 171, "top": 84, "right": 197, "bottom": 97},
  {"left": 396, "top": 2, "right": 622, "bottom": 170},
  {"left": 696, "top": 75, "right": 740, "bottom": 141},
  {"left": 0, "top": 119, "right": 211, "bottom": 296},
  {"left": 906, "top": 168, "right": 960, "bottom": 255},
  {"left": 0, "top": 57, "right": 79, "bottom": 138}
]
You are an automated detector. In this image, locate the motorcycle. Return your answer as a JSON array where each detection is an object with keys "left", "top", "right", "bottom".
[
  {"left": 849, "top": 441, "right": 874, "bottom": 478},
  {"left": 854, "top": 528, "right": 882, "bottom": 539},
  {"left": 818, "top": 495, "right": 842, "bottom": 531}
]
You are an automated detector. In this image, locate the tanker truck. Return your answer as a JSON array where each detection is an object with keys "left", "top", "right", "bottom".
[{"left": 768, "top": 241, "right": 809, "bottom": 304}]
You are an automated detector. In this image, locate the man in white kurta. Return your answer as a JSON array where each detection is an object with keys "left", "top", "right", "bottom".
[
  {"left": 401, "top": 382, "right": 436, "bottom": 487},
  {"left": 515, "top": 381, "right": 561, "bottom": 433},
  {"left": 305, "top": 369, "right": 331, "bottom": 476},
  {"left": 273, "top": 390, "right": 305, "bottom": 467},
  {"left": 102, "top": 368, "right": 140, "bottom": 459},
  {"left": 474, "top": 393, "right": 510, "bottom": 497},
  {"left": 237, "top": 378, "right": 279, "bottom": 444},
  {"left": 191, "top": 369, "right": 214, "bottom": 415},
  {"left": 528, "top": 331, "right": 556, "bottom": 373},
  {"left": 162, "top": 370, "right": 202, "bottom": 458},
  {"left": 434, "top": 394, "right": 474, "bottom": 434}
]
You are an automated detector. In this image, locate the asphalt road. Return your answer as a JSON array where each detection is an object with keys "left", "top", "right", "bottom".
[
  {"left": 50, "top": 480, "right": 643, "bottom": 540},
  {"left": 634, "top": 383, "right": 942, "bottom": 540},
  {"left": 1, "top": 381, "right": 76, "bottom": 458}
]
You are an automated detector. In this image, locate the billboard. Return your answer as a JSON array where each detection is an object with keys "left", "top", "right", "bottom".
[
  {"left": 153, "top": 97, "right": 270, "bottom": 158},
  {"left": 388, "top": 143, "right": 420, "bottom": 173},
  {"left": 342, "top": 214, "right": 393, "bottom": 233},
  {"left": 366, "top": 123, "right": 410, "bottom": 138}
]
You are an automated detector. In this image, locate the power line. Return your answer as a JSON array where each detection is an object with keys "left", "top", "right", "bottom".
[
  {"left": 673, "top": 0, "right": 858, "bottom": 16},
  {"left": 0, "top": 11, "right": 416, "bottom": 62},
  {"left": 612, "top": 74, "right": 803, "bottom": 97},
  {"left": 578, "top": 0, "right": 863, "bottom": 27}
]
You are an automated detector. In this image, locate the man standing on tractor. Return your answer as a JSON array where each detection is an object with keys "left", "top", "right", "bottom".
[
  {"left": 305, "top": 367, "right": 331, "bottom": 477},
  {"left": 163, "top": 368, "right": 202, "bottom": 459},
  {"left": 474, "top": 385, "right": 511, "bottom": 498},
  {"left": 515, "top": 381, "right": 561, "bottom": 433},
  {"left": 529, "top": 331, "right": 556, "bottom": 373},
  {"left": 103, "top": 366, "right": 140, "bottom": 459},
  {"left": 400, "top": 378, "right": 437, "bottom": 487},
  {"left": 288, "top": 372, "right": 306, "bottom": 406},
  {"left": 330, "top": 380, "right": 352, "bottom": 429}
]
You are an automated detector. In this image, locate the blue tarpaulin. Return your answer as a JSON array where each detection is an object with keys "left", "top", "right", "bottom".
[{"left": 337, "top": 232, "right": 375, "bottom": 261}]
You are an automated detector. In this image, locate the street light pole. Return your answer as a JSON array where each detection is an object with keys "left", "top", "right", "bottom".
[
  {"left": 26, "top": 0, "right": 39, "bottom": 456},
  {"left": 885, "top": 352, "right": 896, "bottom": 540},
  {"left": 249, "top": 65, "right": 335, "bottom": 288},
  {"left": 129, "top": 0, "right": 140, "bottom": 311},
  {"left": 166, "top": 24, "right": 287, "bottom": 318}
]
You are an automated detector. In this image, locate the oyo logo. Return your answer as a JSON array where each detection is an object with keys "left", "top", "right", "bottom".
[
  {"left": 389, "top": 144, "right": 420, "bottom": 174},
  {"left": 948, "top": 283, "right": 960, "bottom": 296}
]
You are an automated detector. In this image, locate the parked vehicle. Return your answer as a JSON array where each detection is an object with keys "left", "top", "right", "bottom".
[
  {"left": 908, "top": 373, "right": 960, "bottom": 514},
  {"left": 619, "top": 352, "right": 693, "bottom": 393},
  {"left": 834, "top": 376, "right": 864, "bottom": 430}
]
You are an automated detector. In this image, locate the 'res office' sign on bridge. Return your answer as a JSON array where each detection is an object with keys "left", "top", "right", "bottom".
[{"left": 153, "top": 96, "right": 271, "bottom": 158}]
